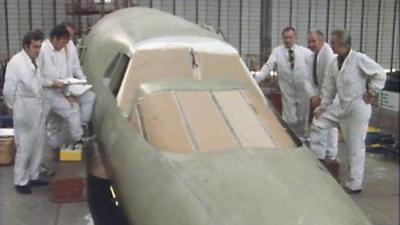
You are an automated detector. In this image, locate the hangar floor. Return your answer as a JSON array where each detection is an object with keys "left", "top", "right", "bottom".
[{"left": 338, "top": 145, "right": 399, "bottom": 225}]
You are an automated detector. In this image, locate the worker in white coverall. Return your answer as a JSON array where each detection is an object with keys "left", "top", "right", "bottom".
[
  {"left": 3, "top": 31, "right": 64, "bottom": 194},
  {"left": 64, "top": 22, "right": 95, "bottom": 126},
  {"left": 254, "top": 26, "right": 313, "bottom": 138},
  {"left": 306, "top": 30, "right": 339, "bottom": 162},
  {"left": 45, "top": 22, "right": 96, "bottom": 151},
  {"left": 38, "top": 24, "right": 84, "bottom": 151},
  {"left": 314, "top": 30, "right": 386, "bottom": 193}
]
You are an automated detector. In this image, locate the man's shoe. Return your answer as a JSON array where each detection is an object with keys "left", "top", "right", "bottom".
[
  {"left": 343, "top": 186, "right": 362, "bottom": 194},
  {"left": 15, "top": 185, "right": 32, "bottom": 194},
  {"left": 72, "top": 143, "right": 83, "bottom": 151},
  {"left": 40, "top": 165, "right": 55, "bottom": 176},
  {"left": 80, "top": 135, "right": 96, "bottom": 145},
  {"left": 29, "top": 179, "right": 49, "bottom": 187}
]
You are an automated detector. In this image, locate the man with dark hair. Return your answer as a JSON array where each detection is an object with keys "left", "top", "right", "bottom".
[
  {"left": 315, "top": 29, "right": 386, "bottom": 193},
  {"left": 43, "top": 22, "right": 96, "bottom": 159},
  {"left": 3, "top": 30, "right": 56, "bottom": 194},
  {"left": 281, "top": 26, "right": 296, "bottom": 36},
  {"left": 254, "top": 26, "right": 313, "bottom": 138},
  {"left": 38, "top": 24, "right": 84, "bottom": 158},
  {"left": 63, "top": 22, "right": 95, "bottom": 132}
]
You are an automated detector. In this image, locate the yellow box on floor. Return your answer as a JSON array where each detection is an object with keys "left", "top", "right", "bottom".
[{"left": 59, "top": 145, "right": 82, "bottom": 161}]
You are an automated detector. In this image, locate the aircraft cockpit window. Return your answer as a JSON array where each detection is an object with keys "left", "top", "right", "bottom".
[{"left": 103, "top": 53, "right": 130, "bottom": 96}]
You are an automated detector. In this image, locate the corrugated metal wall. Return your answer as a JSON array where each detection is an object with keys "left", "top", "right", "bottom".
[
  {"left": 0, "top": 0, "right": 7, "bottom": 59},
  {"left": 0, "top": 0, "right": 398, "bottom": 70},
  {"left": 0, "top": 0, "right": 67, "bottom": 57},
  {"left": 271, "top": 0, "right": 399, "bottom": 71}
]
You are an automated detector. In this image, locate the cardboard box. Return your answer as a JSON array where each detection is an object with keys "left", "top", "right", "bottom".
[{"left": 0, "top": 137, "right": 15, "bottom": 165}]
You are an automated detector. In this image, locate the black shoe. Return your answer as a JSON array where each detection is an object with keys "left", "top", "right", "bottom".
[
  {"left": 76, "top": 135, "right": 96, "bottom": 146},
  {"left": 343, "top": 186, "right": 362, "bottom": 194},
  {"left": 15, "top": 185, "right": 32, "bottom": 194},
  {"left": 29, "top": 179, "right": 49, "bottom": 187},
  {"left": 40, "top": 165, "right": 56, "bottom": 176}
]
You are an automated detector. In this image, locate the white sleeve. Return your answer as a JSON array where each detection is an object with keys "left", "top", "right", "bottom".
[
  {"left": 37, "top": 51, "right": 55, "bottom": 87},
  {"left": 358, "top": 54, "right": 386, "bottom": 95},
  {"left": 303, "top": 47, "right": 313, "bottom": 58},
  {"left": 317, "top": 48, "right": 336, "bottom": 96},
  {"left": 306, "top": 54, "right": 318, "bottom": 97},
  {"left": 254, "top": 52, "right": 276, "bottom": 83},
  {"left": 3, "top": 60, "right": 19, "bottom": 108},
  {"left": 70, "top": 44, "right": 87, "bottom": 80},
  {"left": 320, "top": 60, "right": 337, "bottom": 110}
]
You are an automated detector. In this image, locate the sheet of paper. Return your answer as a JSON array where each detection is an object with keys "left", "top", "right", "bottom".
[
  {"left": 67, "top": 84, "right": 93, "bottom": 96},
  {"left": 59, "top": 77, "right": 88, "bottom": 85}
]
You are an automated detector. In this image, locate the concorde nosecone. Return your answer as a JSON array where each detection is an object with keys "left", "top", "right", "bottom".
[{"left": 81, "top": 7, "right": 373, "bottom": 225}]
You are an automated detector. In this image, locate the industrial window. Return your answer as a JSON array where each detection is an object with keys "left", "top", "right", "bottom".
[{"left": 103, "top": 53, "right": 130, "bottom": 97}]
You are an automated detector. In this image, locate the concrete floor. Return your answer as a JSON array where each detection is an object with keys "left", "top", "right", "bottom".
[
  {"left": 339, "top": 149, "right": 399, "bottom": 225},
  {"left": 0, "top": 149, "right": 398, "bottom": 225},
  {"left": 0, "top": 166, "right": 92, "bottom": 225}
]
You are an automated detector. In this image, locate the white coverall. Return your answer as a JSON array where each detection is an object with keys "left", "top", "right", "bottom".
[
  {"left": 3, "top": 50, "right": 47, "bottom": 186},
  {"left": 308, "top": 43, "right": 339, "bottom": 160},
  {"left": 38, "top": 39, "right": 83, "bottom": 148},
  {"left": 320, "top": 50, "right": 386, "bottom": 190},
  {"left": 46, "top": 40, "right": 96, "bottom": 149},
  {"left": 255, "top": 44, "right": 313, "bottom": 136},
  {"left": 65, "top": 40, "right": 95, "bottom": 124}
]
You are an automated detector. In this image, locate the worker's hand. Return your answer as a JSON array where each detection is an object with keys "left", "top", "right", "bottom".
[
  {"left": 52, "top": 80, "right": 65, "bottom": 89},
  {"left": 310, "top": 96, "right": 321, "bottom": 108},
  {"left": 362, "top": 92, "right": 374, "bottom": 104},
  {"left": 313, "top": 107, "right": 325, "bottom": 119},
  {"left": 66, "top": 96, "right": 79, "bottom": 107}
]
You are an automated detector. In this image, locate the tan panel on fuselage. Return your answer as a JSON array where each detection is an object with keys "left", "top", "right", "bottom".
[
  {"left": 176, "top": 91, "right": 239, "bottom": 152},
  {"left": 117, "top": 48, "right": 193, "bottom": 114},
  {"left": 139, "top": 91, "right": 193, "bottom": 154},
  {"left": 196, "top": 51, "right": 295, "bottom": 148},
  {"left": 213, "top": 91, "right": 276, "bottom": 148},
  {"left": 243, "top": 90, "right": 296, "bottom": 148},
  {"left": 196, "top": 53, "right": 248, "bottom": 82}
]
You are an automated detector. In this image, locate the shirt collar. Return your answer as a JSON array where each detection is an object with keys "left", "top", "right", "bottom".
[
  {"left": 338, "top": 48, "right": 351, "bottom": 62},
  {"left": 21, "top": 48, "right": 31, "bottom": 60},
  {"left": 45, "top": 39, "right": 57, "bottom": 52},
  {"left": 21, "top": 49, "right": 37, "bottom": 71},
  {"left": 285, "top": 44, "right": 297, "bottom": 51}
]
